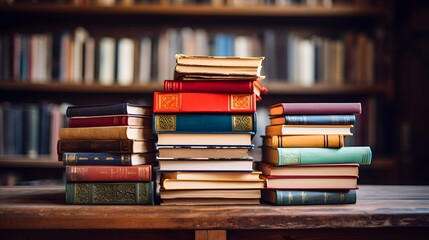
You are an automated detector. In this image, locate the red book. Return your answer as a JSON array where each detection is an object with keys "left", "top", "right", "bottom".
[
  {"left": 269, "top": 102, "right": 362, "bottom": 116},
  {"left": 163, "top": 80, "right": 268, "bottom": 100},
  {"left": 68, "top": 115, "right": 152, "bottom": 127},
  {"left": 65, "top": 165, "right": 152, "bottom": 182},
  {"left": 153, "top": 92, "right": 257, "bottom": 113}
]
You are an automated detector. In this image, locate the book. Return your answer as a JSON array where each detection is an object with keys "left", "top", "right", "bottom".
[
  {"left": 269, "top": 102, "right": 362, "bottom": 116},
  {"left": 98, "top": 37, "right": 115, "bottom": 86},
  {"left": 65, "top": 182, "right": 154, "bottom": 205},
  {"left": 262, "top": 146, "right": 372, "bottom": 166},
  {"left": 269, "top": 114, "right": 356, "bottom": 125},
  {"left": 158, "top": 158, "right": 254, "bottom": 172},
  {"left": 161, "top": 171, "right": 262, "bottom": 181},
  {"left": 66, "top": 103, "right": 153, "bottom": 117},
  {"left": 57, "top": 139, "right": 156, "bottom": 154},
  {"left": 265, "top": 124, "right": 353, "bottom": 136},
  {"left": 160, "top": 198, "right": 260, "bottom": 205},
  {"left": 261, "top": 175, "right": 358, "bottom": 190},
  {"left": 68, "top": 115, "right": 152, "bottom": 128},
  {"left": 161, "top": 179, "right": 265, "bottom": 190},
  {"left": 175, "top": 54, "right": 265, "bottom": 68},
  {"left": 261, "top": 189, "right": 357, "bottom": 205},
  {"left": 59, "top": 126, "right": 156, "bottom": 140},
  {"left": 262, "top": 135, "right": 345, "bottom": 148},
  {"left": 65, "top": 165, "right": 153, "bottom": 182},
  {"left": 153, "top": 113, "right": 256, "bottom": 133},
  {"left": 156, "top": 133, "right": 253, "bottom": 146},
  {"left": 153, "top": 92, "right": 257, "bottom": 113},
  {"left": 255, "top": 162, "right": 359, "bottom": 177},
  {"left": 157, "top": 146, "right": 250, "bottom": 159},
  {"left": 62, "top": 152, "right": 157, "bottom": 165},
  {"left": 160, "top": 189, "right": 261, "bottom": 199},
  {"left": 117, "top": 37, "right": 135, "bottom": 86}
]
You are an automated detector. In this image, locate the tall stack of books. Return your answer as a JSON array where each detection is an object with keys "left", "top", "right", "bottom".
[
  {"left": 257, "top": 102, "right": 372, "bottom": 205},
  {"left": 153, "top": 54, "right": 268, "bottom": 205},
  {"left": 57, "top": 103, "right": 158, "bottom": 205}
]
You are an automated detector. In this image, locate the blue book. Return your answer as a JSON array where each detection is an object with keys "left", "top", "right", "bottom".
[
  {"left": 270, "top": 114, "right": 356, "bottom": 125},
  {"left": 62, "top": 152, "right": 156, "bottom": 166},
  {"left": 261, "top": 189, "right": 357, "bottom": 205},
  {"left": 153, "top": 113, "right": 257, "bottom": 134}
]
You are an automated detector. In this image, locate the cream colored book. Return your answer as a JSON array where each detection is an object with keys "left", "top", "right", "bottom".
[{"left": 161, "top": 171, "right": 262, "bottom": 181}]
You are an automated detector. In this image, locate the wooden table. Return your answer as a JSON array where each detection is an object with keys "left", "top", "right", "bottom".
[{"left": 0, "top": 185, "right": 428, "bottom": 240}]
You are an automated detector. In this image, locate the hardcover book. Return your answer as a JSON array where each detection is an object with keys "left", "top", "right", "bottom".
[
  {"left": 65, "top": 165, "right": 153, "bottom": 182},
  {"left": 59, "top": 126, "right": 156, "bottom": 140},
  {"left": 269, "top": 114, "right": 356, "bottom": 125},
  {"left": 66, "top": 103, "right": 153, "bottom": 117},
  {"left": 161, "top": 171, "right": 262, "bottom": 181},
  {"left": 262, "top": 146, "right": 372, "bottom": 166},
  {"left": 265, "top": 124, "right": 353, "bottom": 136},
  {"left": 68, "top": 115, "right": 152, "bottom": 127},
  {"left": 261, "top": 175, "right": 359, "bottom": 190},
  {"left": 160, "top": 189, "right": 261, "bottom": 199},
  {"left": 65, "top": 182, "right": 154, "bottom": 205},
  {"left": 156, "top": 133, "right": 253, "bottom": 146},
  {"left": 158, "top": 158, "right": 254, "bottom": 172},
  {"left": 153, "top": 92, "right": 257, "bottom": 113},
  {"left": 160, "top": 198, "right": 260, "bottom": 205},
  {"left": 161, "top": 178, "right": 265, "bottom": 190},
  {"left": 262, "top": 135, "right": 345, "bottom": 148},
  {"left": 153, "top": 113, "right": 256, "bottom": 133},
  {"left": 269, "top": 102, "right": 362, "bottom": 116},
  {"left": 62, "top": 152, "right": 157, "bottom": 165},
  {"left": 255, "top": 162, "right": 359, "bottom": 177},
  {"left": 57, "top": 139, "right": 157, "bottom": 154},
  {"left": 157, "top": 146, "right": 251, "bottom": 159},
  {"left": 261, "top": 189, "right": 357, "bottom": 205}
]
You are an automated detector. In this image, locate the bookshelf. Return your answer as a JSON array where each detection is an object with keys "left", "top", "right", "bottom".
[{"left": 0, "top": 0, "right": 397, "bottom": 185}]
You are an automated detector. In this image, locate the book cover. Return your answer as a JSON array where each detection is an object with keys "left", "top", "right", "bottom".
[
  {"left": 262, "top": 135, "right": 344, "bottom": 148},
  {"left": 158, "top": 158, "right": 254, "bottom": 172},
  {"left": 65, "top": 165, "right": 153, "bottom": 182},
  {"left": 261, "top": 189, "right": 357, "bottom": 205},
  {"left": 269, "top": 102, "right": 362, "bottom": 116},
  {"left": 270, "top": 114, "right": 356, "bottom": 125},
  {"left": 66, "top": 103, "right": 153, "bottom": 117},
  {"left": 161, "top": 178, "right": 265, "bottom": 190},
  {"left": 65, "top": 182, "right": 154, "bottom": 205},
  {"left": 255, "top": 162, "right": 359, "bottom": 177},
  {"left": 153, "top": 92, "right": 257, "bottom": 113},
  {"left": 261, "top": 175, "right": 358, "bottom": 190},
  {"left": 57, "top": 139, "right": 156, "bottom": 154},
  {"left": 153, "top": 113, "right": 256, "bottom": 133},
  {"left": 157, "top": 146, "right": 251, "bottom": 159},
  {"left": 68, "top": 115, "right": 152, "bottom": 128},
  {"left": 156, "top": 133, "right": 253, "bottom": 146},
  {"left": 262, "top": 146, "right": 372, "bottom": 166},
  {"left": 265, "top": 124, "right": 353, "bottom": 136},
  {"left": 59, "top": 126, "right": 156, "bottom": 140},
  {"left": 62, "top": 152, "right": 156, "bottom": 165}
]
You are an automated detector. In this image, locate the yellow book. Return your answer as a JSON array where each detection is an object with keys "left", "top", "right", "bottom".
[
  {"left": 262, "top": 135, "right": 344, "bottom": 148},
  {"left": 59, "top": 126, "right": 156, "bottom": 140}
]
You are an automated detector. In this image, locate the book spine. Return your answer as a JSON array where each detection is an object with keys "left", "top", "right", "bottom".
[
  {"left": 57, "top": 140, "right": 135, "bottom": 153},
  {"left": 65, "top": 165, "right": 152, "bottom": 182},
  {"left": 280, "top": 115, "right": 356, "bottom": 125},
  {"left": 153, "top": 92, "right": 256, "bottom": 113},
  {"left": 268, "top": 146, "right": 372, "bottom": 165},
  {"left": 153, "top": 113, "right": 256, "bottom": 133},
  {"left": 62, "top": 152, "right": 134, "bottom": 165},
  {"left": 68, "top": 116, "right": 130, "bottom": 127},
  {"left": 265, "top": 135, "right": 344, "bottom": 148},
  {"left": 66, "top": 103, "right": 128, "bottom": 117},
  {"left": 163, "top": 80, "right": 254, "bottom": 93},
  {"left": 65, "top": 182, "right": 154, "bottom": 205},
  {"left": 271, "top": 103, "right": 362, "bottom": 115},
  {"left": 271, "top": 190, "right": 356, "bottom": 205}
]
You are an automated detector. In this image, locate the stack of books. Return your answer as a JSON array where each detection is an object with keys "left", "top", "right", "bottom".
[
  {"left": 257, "top": 102, "right": 372, "bottom": 205},
  {"left": 153, "top": 54, "right": 268, "bottom": 205},
  {"left": 57, "top": 103, "right": 158, "bottom": 205}
]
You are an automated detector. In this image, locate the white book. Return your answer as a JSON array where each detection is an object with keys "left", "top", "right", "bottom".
[
  {"left": 98, "top": 37, "right": 115, "bottom": 86},
  {"left": 180, "top": 27, "right": 195, "bottom": 55},
  {"left": 84, "top": 36, "right": 95, "bottom": 84},
  {"left": 297, "top": 38, "right": 315, "bottom": 86},
  {"left": 72, "top": 27, "right": 88, "bottom": 84},
  {"left": 138, "top": 37, "right": 152, "bottom": 84},
  {"left": 117, "top": 38, "right": 135, "bottom": 86},
  {"left": 234, "top": 35, "right": 251, "bottom": 57},
  {"left": 195, "top": 28, "right": 209, "bottom": 56}
]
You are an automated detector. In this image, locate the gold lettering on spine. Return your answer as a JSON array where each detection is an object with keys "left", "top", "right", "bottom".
[
  {"left": 156, "top": 115, "right": 176, "bottom": 132},
  {"left": 232, "top": 115, "right": 252, "bottom": 131},
  {"left": 301, "top": 192, "right": 307, "bottom": 204},
  {"left": 158, "top": 94, "right": 180, "bottom": 111},
  {"left": 278, "top": 148, "right": 300, "bottom": 165},
  {"left": 65, "top": 153, "right": 77, "bottom": 164},
  {"left": 230, "top": 94, "right": 251, "bottom": 110},
  {"left": 122, "top": 154, "right": 131, "bottom": 165}
]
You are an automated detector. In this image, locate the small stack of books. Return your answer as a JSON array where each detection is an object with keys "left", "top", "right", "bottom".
[
  {"left": 58, "top": 103, "right": 158, "bottom": 205},
  {"left": 257, "top": 102, "right": 372, "bottom": 205},
  {"left": 153, "top": 54, "right": 268, "bottom": 205}
]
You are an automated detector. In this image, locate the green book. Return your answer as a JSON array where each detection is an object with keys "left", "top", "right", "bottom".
[
  {"left": 65, "top": 182, "right": 154, "bottom": 205},
  {"left": 261, "top": 189, "right": 357, "bottom": 205},
  {"left": 262, "top": 146, "right": 372, "bottom": 165}
]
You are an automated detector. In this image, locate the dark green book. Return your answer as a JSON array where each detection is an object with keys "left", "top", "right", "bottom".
[
  {"left": 65, "top": 182, "right": 154, "bottom": 205},
  {"left": 261, "top": 189, "right": 357, "bottom": 205}
]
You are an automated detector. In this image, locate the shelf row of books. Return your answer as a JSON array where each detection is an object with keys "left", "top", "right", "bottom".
[{"left": 0, "top": 27, "right": 380, "bottom": 86}]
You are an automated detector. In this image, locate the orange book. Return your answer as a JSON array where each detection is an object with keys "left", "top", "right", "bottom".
[
  {"left": 153, "top": 92, "right": 256, "bottom": 113},
  {"left": 262, "top": 135, "right": 344, "bottom": 148}
]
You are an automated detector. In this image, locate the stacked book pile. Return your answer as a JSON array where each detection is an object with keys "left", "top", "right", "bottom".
[
  {"left": 257, "top": 102, "right": 372, "bottom": 205},
  {"left": 57, "top": 103, "right": 158, "bottom": 205},
  {"left": 153, "top": 54, "right": 268, "bottom": 205}
]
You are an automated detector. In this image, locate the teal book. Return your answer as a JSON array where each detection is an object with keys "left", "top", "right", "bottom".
[
  {"left": 270, "top": 114, "right": 356, "bottom": 125},
  {"left": 262, "top": 146, "right": 372, "bottom": 165},
  {"left": 153, "top": 113, "right": 256, "bottom": 134},
  {"left": 65, "top": 182, "right": 154, "bottom": 205},
  {"left": 261, "top": 189, "right": 357, "bottom": 205}
]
